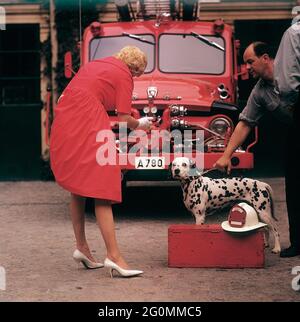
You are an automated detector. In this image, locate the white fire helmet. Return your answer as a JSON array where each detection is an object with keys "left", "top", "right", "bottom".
[{"left": 221, "top": 202, "right": 267, "bottom": 233}]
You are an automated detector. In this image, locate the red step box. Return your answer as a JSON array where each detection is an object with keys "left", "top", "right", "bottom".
[{"left": 168, "top": 224, "right": 265, "bottom": 268}]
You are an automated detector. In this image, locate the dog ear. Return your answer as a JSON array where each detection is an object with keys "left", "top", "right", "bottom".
[
  {"left": 189, "top": 160, "right": 196, "bottom": 169},
  {"left": 188, "top": 159, "right": 201, "bottom": 177}
]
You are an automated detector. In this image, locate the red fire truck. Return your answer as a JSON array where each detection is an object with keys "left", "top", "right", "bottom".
[{"left": 63, "top": 12, "right": 257, "bottom": 182}]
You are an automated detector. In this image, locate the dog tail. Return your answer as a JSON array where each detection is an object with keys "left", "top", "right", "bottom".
[{"left": 265, "top": 184, "right": 278, "bottom": 221}]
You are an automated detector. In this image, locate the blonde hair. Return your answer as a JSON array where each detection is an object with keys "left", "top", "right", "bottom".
[{"left": 114, "top": 46, "right": 147, "bottom": 75}]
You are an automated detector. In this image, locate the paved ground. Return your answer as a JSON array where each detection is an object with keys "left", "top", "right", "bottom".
[{"left": 0, "top": 178, "right": 299, "bottom": 302}]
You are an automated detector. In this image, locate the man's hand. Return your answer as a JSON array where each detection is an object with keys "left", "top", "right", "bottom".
[
  {"left": 213, "top": 155, "right": 232, "bottom": 175},
  {"left": 212, "top": 121, "right": 251, "bottom": 175},
  {"left": 136, "top": 117, "right": 154, "bottom": 130}
]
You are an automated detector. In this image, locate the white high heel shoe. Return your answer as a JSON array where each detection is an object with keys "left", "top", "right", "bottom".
[
  {"left": 73, "top": 249, "right": 104, "bottom": 269},
  {"left": 104, "top": 258, "right": 143, "bottom": 278}
]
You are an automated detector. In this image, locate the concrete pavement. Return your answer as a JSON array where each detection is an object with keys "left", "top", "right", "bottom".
[{"left": 0, "top": 178, "right": 299, "bottom": 302}]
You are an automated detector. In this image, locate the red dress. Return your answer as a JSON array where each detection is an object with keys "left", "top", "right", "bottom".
[{"left": 50, "top": 57, "right": 133, "bottom": 203}]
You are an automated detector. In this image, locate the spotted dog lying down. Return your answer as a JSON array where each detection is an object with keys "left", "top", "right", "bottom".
[{"left": 171, "top": 157, "right": 281, "bottom": 253}]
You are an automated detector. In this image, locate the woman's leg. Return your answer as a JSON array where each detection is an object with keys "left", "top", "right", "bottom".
[
  {"left": 94, "top": 199, "right": 129, "bottom": 269},
  {"left": 70, "top": 193, "right": 96, "bottom": 261}
]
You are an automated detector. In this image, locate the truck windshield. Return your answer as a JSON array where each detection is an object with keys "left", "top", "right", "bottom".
[
  {"left": 90, "top": 35, "right": 155, "bottom": 73},
  {"left": 159, "top": 34, "right": 225, "bottom": 74}
]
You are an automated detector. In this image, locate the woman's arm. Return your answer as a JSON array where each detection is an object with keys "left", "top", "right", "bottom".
[{"left": 118, "top": 113, "right": 139, "bottom": 130}]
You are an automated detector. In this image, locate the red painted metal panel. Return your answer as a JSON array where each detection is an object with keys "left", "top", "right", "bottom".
[{"left": 168, "top": 224, "right": 264, "bottom": 268}]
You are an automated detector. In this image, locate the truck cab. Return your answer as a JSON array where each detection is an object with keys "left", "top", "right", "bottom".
[{"left": 65, "top": 16, "right": 256, "bottom": 181}]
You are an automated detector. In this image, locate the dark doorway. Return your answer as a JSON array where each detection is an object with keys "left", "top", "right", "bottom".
[
  {"left": 234, "top": 19, "right": 291, "bottom": 176},
  {"left": 0, "top": 24, "right": 41, "bottom": 180}
]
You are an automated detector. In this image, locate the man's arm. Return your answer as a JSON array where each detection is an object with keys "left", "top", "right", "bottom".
[
  {"left": 214, "top": 120, "right": 251, "bottom": 174},
  {"left": 274, "top": 24, "right": 300, "bottom": 106},
  {"left": 214, "top": 82, "right": 263, "bottom": 174}
]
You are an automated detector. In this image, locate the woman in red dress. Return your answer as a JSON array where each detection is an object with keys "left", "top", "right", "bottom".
[{"left": 50, "top": 46, "right": 152, "bottom": 277}]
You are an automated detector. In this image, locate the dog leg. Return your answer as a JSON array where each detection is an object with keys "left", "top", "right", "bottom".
[
  {"left": 263, "top": 227, "right": 270, "bottom": 248},
  {"left": 270, "top": 225, "right": 281, "bottom": 254},
  {"left": 259, "top": 211, "right": 281, "bottom": 254},
  {"left": 194, "top": 209, "right": 205, "bottom": 225},
  {"left": 195, "top": 215, "right": 205, "bottom": 225}
]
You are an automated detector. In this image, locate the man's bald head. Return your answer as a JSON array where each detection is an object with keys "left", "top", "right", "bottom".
[{"left": 243, "top": 42, "right": 274, "bottom": 81}]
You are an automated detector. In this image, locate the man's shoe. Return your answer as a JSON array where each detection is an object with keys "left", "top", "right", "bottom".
[{"left": 280, "top": 246, "right": 300, "bottom": 258}]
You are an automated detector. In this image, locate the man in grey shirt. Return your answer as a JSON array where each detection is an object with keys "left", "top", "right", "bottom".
[
  {"left": 273, "top": 20, "right": 300, "bottom": 257},
  {"left": 214, "top": 41, "right": 284, "bottom": 172},
  {"left": 214, "top": 40, "right": 299, "bottom": 257}
]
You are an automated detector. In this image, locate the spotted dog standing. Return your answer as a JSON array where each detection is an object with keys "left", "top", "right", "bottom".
[{"left": 171, "top": 157, "right": 281, "bottom": 254}]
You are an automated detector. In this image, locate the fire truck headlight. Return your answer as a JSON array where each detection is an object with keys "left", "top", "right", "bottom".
[
  {"left": 170, "top": 105, "right": 179, "bottom": 116},
  {"left": 170, "top": 105, "right": 187, "bottom": 116},
  {"left": 219, "top": 89, "right": 230, "bottom": 100},
  {"left": 213, "top": 19, "right": 225, "bottom": 36},
  {"left": 217, "top": 84, "right": 230, "bottom": 100},
  {"left": 151, "top": 106, "right": 157, "bottom": 114},
  {"left": 171, "top": 118, "right": 187, "bottom": 129},
  {"left": 90, "top": 22, "right": 102, "bottom": 37},
  {"left": 209, "top": 117, "right": 231, "bottom": 136},
  {"left": 171, "top": 118, "right": 180, "bottom": 128},
  {"left": 143, "top": 106, "right": 150, "bottom": 114}
]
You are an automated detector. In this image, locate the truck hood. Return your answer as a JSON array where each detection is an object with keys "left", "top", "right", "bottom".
[{"left": 133, "top": 77, "right": 218, "bottom": 110}]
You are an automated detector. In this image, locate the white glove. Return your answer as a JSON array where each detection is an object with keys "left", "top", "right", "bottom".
[{"left": 136, "top": 117, "right": 153, "bottom": 130}]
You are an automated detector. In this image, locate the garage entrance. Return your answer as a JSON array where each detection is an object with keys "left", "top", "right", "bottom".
[{"left": 0, "top": 24, "right": 41, "bottom": 180}]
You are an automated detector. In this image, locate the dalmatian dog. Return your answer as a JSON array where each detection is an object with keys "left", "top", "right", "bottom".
[{"left": 171, "top": 157, "right": 281, "bottom": 254}]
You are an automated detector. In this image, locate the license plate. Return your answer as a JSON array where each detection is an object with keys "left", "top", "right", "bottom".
[{"left": 135, "top": 157, "right": 165, "bottom": 169}]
